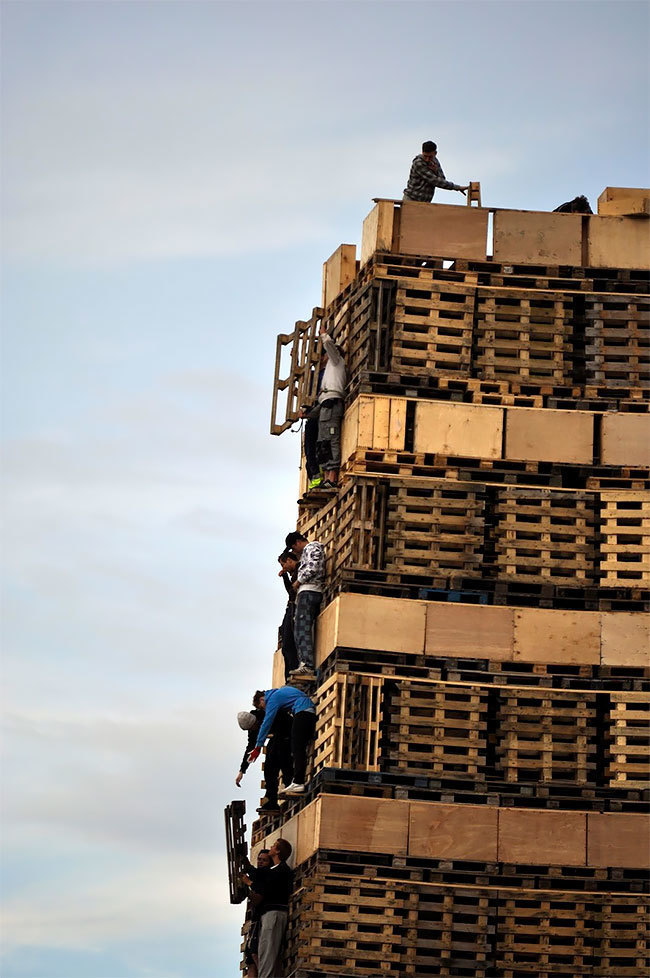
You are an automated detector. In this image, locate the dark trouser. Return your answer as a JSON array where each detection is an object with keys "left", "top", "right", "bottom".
[
  {"left": 294, "top": 590, "right": 323, "bottom": 669},
  {"left": 316, "top": 397, "right": 344, "bottom": 470},
  {"left": 304, "top": 416, "right": 320, "bottom": 480},
  {"left": 280, "top": 601, "right": 298, "bottom": 680},
  {"left": 263, "top": 734, "right": 293, "bottom": 804},
  {"left": 292, "top": 710, "right": 316, "bottom": 784}
]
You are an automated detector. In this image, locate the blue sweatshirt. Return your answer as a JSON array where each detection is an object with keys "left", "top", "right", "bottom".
[{"left": 255, "top": 687, "right": 315, "bottom": 748}]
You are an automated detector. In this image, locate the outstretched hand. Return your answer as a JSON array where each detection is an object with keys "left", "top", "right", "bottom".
[
  {"left": 248, "top": 746, "right": 261, "bottom": 764},
  {"left": 235, "top": 771, "right": 243, "bottom": 788}
]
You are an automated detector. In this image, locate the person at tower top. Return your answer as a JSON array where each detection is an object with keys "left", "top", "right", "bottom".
[{"left": 403, "top": 141, "right": 468, "bottom": 203}]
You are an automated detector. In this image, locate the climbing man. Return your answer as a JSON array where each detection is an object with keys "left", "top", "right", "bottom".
[
  {"left": 285, "top": 531, "right": 325, "bottom": 677},
  {"left": 247, "top": 685, "right": 317, "bottom": 796},
  {"left": 277, "top": 548, "right": 299, "bottom": 680},
  {"left": 300, "top": 330, "right": 346, "bottom": 489},
  {"left": 236, "top": 695, "right": 293, "bottom": 815},
  {"left": 403, "top": 141, "right": 468, "bottom": 203}
]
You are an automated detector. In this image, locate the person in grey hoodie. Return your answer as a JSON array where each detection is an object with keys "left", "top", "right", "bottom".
[
  {"left": 284, "top": 531, "right": 325, "bottom": 676},
  {"left": 301, "top": 330, "right": 346, "bottom": 488}
]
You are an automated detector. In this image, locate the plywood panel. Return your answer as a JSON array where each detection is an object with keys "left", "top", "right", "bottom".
[
  {"left": 318, "top": 795, "right": 409, "bottom": 855},
  {"left": 409, "top": 802, "right": 497, "bottom": 861},
  {"left": 588, "top": 214, "right": 650, "bottom": 270},
  {"left": 587, "top": 812, "right": 650, "bottom": 869},
  {"left": 295, "top": 798, "right": 321, "bottom": 867},
  {"left": 505, "top": 408, "right": 593, "bottom": 464},
  {"left": 598, "top": 186, "right": 650, "bottom": 218},
  {"left": 315, "top": 598, "right": 340, "bottom": 665},
  {"left": 601, "top": 612, "right": 650, "bottom": 668},
  {"left": 425, "top": 603, "right": 515, "bottom": 660},
  {"left": 322, "top": 244, "right": 357, "bottom": 308},
  {"left": 601, "top": 413, "right": 650, "bottom": 467},
  {"left": 260, "top": 813, "right": 300, "bottom": 869},
  {"left": 333, "top": 592, "right": 427, "bottom": 655},
  {"left": 272, "top": 648, "right": 285, "bottom": 689},
  {"left": 340, "top": 398, "right": 359, "bottom": 465},
  {"left": 493, "top": 210, "right": 582, "bottom": 264},
  {"left": 373, "top": 397, "right": 390, "bottom": 451},
  {"left": 361, "top": 201, "right": 395, "bottom": 266},
  {"left": 414, "top": 401, "right": 503, "bottom": 459},
  {"left": 398, "top": 201, "right": 488, "bottom": 260},
  {"left": 358, "top": 396, "right": 375, "bottom": 449},
  {"left": 388, "top": 398, "right": 407, "bottom": 452},
  {"left": 498, "top": 809, "right": 587, "bottom": 866},
  {"left": 514, "top": 609, "right": 601, "bottom": 665}
]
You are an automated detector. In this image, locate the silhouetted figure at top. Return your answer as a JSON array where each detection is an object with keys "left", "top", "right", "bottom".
[{"left": 554, "top": 195, "right": 593, "bottom": 214}]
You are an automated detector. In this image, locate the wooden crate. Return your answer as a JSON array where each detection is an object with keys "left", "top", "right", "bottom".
[
  {"left": 606, "top": 691, "right": 650, "bottom": 789},
  {"left": 599, "top": 491, "right": 650, "bottom": 587},
  {"left": 495, "top": 690, "right": 598, "bottom": 785},
  {"left": 585, "top": 295, "right": 650, "bottom": 389},
  {"left": 494, "top": 488, "right": 597, "bottom": 585},
  {"left": 475, "top": 288, "right": 573, "bottom": 385}
]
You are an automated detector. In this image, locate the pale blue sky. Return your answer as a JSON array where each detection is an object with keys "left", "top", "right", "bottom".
[{"left": 2, "top": 1, "right": 648, "bottom": 976}]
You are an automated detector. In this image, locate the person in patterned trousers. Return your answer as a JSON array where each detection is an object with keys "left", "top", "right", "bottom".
[{"left": 284, "top": 531, "right": 325, "bottom": 676}]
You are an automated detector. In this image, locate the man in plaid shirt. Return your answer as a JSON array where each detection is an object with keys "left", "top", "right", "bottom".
[{"left": 403, "top": 140, "right": 468, "bottom": 202}]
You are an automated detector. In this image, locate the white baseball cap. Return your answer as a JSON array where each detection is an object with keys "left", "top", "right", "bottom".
[{"left": 237, "top": 711, "right": 257, "bottom": 730}]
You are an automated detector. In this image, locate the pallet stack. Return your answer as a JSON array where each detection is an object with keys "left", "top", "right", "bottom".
[{"left": 249, "top": 188, "right": 650, "bottom": 976}]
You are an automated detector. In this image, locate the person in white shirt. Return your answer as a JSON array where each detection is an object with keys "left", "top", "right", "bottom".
[{"left": 301, "top": 331, "right": 346, "bottom": 489}]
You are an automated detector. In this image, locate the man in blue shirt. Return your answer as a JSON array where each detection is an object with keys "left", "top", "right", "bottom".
[{"left": 247, "top": 686, "right": 316, "bottom": 795}]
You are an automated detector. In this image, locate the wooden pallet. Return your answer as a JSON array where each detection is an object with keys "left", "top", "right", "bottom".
[
  {"left": 494, "top": 488, "right": 597, "bottom": 586},
  {"left": 585, "top": 296, "right": 650, "bottom": 389},
  {"left": 606, "top": 691, "right": 650, "bottom": 789},
  {"left": 600, "top": 491, "right": 650, "bottom": 587},
  {"left": 496, "top": 893, "right": 594, "bottom": 976},
  {"left": 496, "top": 690, "right": 598, "bottom": 785},
  {"left": 391, "top": 281, "right": 475, "bottom": 376},
  {"left": 475, "top": 288, "right": 574, "bottom": 386}
]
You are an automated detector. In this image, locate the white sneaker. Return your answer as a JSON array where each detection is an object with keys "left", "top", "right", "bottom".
[
  {"left": 292, "top": 662, "right": 314, "bottom": 676},
  {"left": 282, "top": 782, "right": 306, "bottom": 795}
]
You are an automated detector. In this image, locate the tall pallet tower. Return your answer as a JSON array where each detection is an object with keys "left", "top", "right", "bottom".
[{"left": 252, "top": 188, "right": 650, "bottom": 977}]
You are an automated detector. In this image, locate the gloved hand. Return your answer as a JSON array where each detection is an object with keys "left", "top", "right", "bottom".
[{"left": 247, "top": 747, "right": 261, "bottom": 764}]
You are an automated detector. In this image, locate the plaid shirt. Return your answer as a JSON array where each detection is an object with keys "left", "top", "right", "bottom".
[{"left": 403, "top": 154, "right": 461, "bottom": 202}]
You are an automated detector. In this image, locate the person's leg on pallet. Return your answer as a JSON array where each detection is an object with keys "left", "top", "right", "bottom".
[
  {"left": 293, "top": 589, "right": 322, "bottom": 676},
  {"left": 318, "top": 396, "right": 343, "bottom": 488},
  {"left": 284, "top": 708, "right": 317, "bottom": 794}
]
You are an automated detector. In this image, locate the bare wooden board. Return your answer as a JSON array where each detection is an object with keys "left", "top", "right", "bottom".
[
  {"left": 333, "top": 592, "right": 427, "bottom": 655},
  {"left": 601, "top": 413, "right": 650, "bottom": 467},
  {"left": 505, "top": 407, "right": 594, "bottom": 464},
  {"left": 398, "top": 202, "right": 488, "bottom": 260},
  {"left": 295, "top": 798, "right": 321, "bottom": 867},
  {"left": 587, "top": 214, "right": 650, "bottom": 270},
  {"left": 315, "top": 598, "right": 340, "bottom": 666},
  {"left": 414, "top": 401, "right": 503, "bottom": 459},
  {"left": 598, "top": 186, "right": 650, "bottom": 218},
  {"left": 318, "top": 795, "right": 409, "bottom": 855},
  {"left": 425, "top": 603, "right": 514, "bottom": 660},
  {"left": 272, "top": 648, "right": 285, "bottom": 689},
  {"left": 322, "top": 244, "right": 357, "bottom": 309},
  {"left": 339, "top": 397, "right": 359, "bottom": 466},
  {"left": 600, "top": 612, "right": 650, "bottom": 668},
  {"left": 498, "top": 809, "right": 587, "bottom": 867},
  {"left": 361, "top": 200, "right": 396, "bottom": 266},
  {"left": 513, "top": 609, "right": 601, "bottom": 665},
  {"left": 587, "top": 812, "right": 650, "bottom": 869},
  {"left": 493, "top": 210, "right": 582, "bottom": 265},
  {"left": 409, "top": 802, "right": 498, "bottom": 861}
]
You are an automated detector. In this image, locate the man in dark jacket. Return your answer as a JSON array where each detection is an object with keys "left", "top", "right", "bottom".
[
  {"left": 236, "top": 695, "right": 293, "bottom": 814},
  {"left": 253, "top": 837, "right": 293, "bottom": 978}
]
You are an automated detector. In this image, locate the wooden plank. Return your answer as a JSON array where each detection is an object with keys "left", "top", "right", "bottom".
[
  {"left": 373, "top": 396, "right": 391, "bottom": 451},
  {"left": 425, "top": 604, "right": 515, "bottom": 660},
  {"left": 271, "top": 648, "right": 285, "bottom": 688},
  {"left": 314, "top": 597, "right": 340, "bottom": 666},
  {"left": 318, "top": 795, "right": 409, "bottom": 855},
  {"left": 587, "top": 214, "right": 650, "bottom": 270},
  {"left": 414, "top": 401, "right": 503, "bottom": 459},
  {"left": 295, "top": 798, "right": 321, "bottom": 867},
  {"left": 358, "top": 395, "right": 375, "bottom": 449},
  {"left": 360, "top": 200, "right": 395, "bottom": 266},
  {"left": 601, "top": 413, "right": 650, "bottom": 467},
  {"left": 505, "top": 407, "right": 594, "bottom": 465},
  {"left": 331, "top": 592, "right": 427, "bottom": 656},
  {"left": 409, "top": 802, "right": 498, "bottom": 861},
  {"left": 587, "top": 813, "right": 650, "bottom": 870},
  {"left": 388, "top": 398, "right": 407, "bottom": 452},
  {"left": 322, "top": 243, "right": 357, "bottom": 309},
  {"left": 340, "top": 397, "right": 359, "bottom": 465},
  {"left": 498, "top": 809, "right": 587, "bottom": 866},
  {"left": 398, "top": 202, "right": 488, "bottom": 261},
  {"left": 493, "top": 210, "right": 583, "bottom": 265},
  {"left": 598, "top": 186, "right": 650, "bottom": 218},
  {"left": 514, "top": 609, "right": 601, "bottom": 665},
  {"left": 600, "top": 612, "right": 650, "bottom": 668}
]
